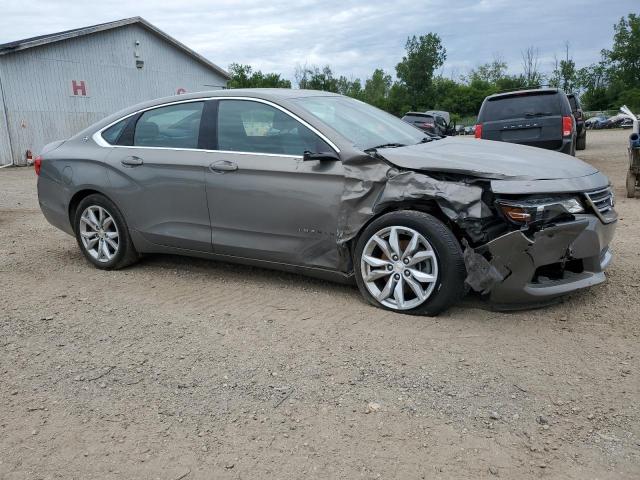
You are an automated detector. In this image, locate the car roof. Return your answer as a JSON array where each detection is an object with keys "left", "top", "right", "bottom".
[
  {"left": 486, "top": 88, "right": 562, "bottom": 101},
  {"left": 157, "top": 88, "right": 341, "bottom": 104},
  {"left": 71, "top": 88, "right": 345, "bottom": 142}
]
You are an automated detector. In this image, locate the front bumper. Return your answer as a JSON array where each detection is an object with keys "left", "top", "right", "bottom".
[{"left": 467, "top": 214, "right": 616, "bottom": 307}]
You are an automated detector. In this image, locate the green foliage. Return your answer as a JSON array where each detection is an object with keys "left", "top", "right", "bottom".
[
  {"left": 604, "top": 13, "right": 640, "bottom": 89},
  {"left": 395, "top": 33, "right": 446, "bottom": 109},
  {"left": 227, "top": 63, "right": 291, "bottom": 89},
  {"left": 295, "top": 65, "right": 339, "bottom": 92},
  {"left": 579, "top": 13, "right": 640, "bottom": 111}
]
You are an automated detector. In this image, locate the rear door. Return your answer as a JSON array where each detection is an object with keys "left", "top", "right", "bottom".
[
  {"left": 204, "top": 98, "right": 345, "bottom": 270},
  {"left": 479, "top": 92, "right": 564, "bottom": 150},
  {"left": 105, "top": 100, "right": 212, "bottom": 252}
]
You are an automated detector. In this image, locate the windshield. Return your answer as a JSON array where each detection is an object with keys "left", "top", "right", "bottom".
[{"left": 292, "top": 96, "right": 427, "bottom": 150}]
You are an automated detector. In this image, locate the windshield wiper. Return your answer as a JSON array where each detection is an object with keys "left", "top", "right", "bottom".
[
  {"left": 417, "top": 136, "right": 435, "bottom": 143},
  {"left": 524, "top": 111, "right": 552, "bottom": 117},
  {"left": 364, "top": 142, "right": 406, "bottom": 152}
]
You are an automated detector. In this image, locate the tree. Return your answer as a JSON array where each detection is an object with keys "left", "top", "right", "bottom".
[
  {"left": 603, "top": 13, "right": 640, "bottom": 89},
  {"left": 395, "top": 33, "right": 446, "bottom": 109},
  {"left": 363, "top": 69, "right": 392, "bottom": 109},
  {"left": 521, "top": 46, "right": 542, "bottom": 87},
  {"left": 336, "top": 76, "right": 363, "bottom": 99},
  {"left": 550, "top": 43, "right": 577, "bottom": 92},
  {"left": 227, "top": 63, "right": 291, "bottom": 89},
  {"left": 295, "top": 64, "right": 339, "bottom": 92},
  {"left": 468, "top": 56, "right": 508, "bottom": 84}
]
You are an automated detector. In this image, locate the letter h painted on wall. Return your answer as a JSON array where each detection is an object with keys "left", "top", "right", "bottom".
[{"left": 72, "top": 80, "right": 87, "bottom": 96}]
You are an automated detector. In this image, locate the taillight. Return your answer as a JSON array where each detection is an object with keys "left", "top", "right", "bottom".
[
  {"left": 562, "top": 116, "right": 573, "bottom": 137},
  {"left": 34, "top": 155, "right": 42, "bottom": 176},
  {"left": 474, "top": 124, "right": 482, "bottom": 139}
]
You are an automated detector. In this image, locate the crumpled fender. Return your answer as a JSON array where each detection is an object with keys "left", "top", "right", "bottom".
[{"left": 337, "top": 154, "right": 491, "bottom": 246}]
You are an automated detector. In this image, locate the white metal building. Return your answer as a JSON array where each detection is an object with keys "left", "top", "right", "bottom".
[{"left": 0, "top": 17, "right": 229, "bottom": 166}]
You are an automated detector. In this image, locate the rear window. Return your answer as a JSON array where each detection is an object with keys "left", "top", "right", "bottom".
[
  {"left": 403, "top": 114, "right": 434, "bottom": 123},
  {"left": 480, "top": 92, "right": 563, "bottom": 121}
]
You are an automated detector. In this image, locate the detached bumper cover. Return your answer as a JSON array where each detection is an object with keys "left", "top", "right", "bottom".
[{"left": 464, "top": 214, "right": 616, "bottom": 306}]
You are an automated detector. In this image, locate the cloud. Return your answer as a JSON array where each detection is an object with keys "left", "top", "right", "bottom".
[{"left": 0, "top": 0, "right": 636, "bottom": 82}]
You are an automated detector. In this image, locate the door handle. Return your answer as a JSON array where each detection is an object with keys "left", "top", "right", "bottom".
[
  {"left": 209, "top": 161, "right": 238, "bottom": 172},
  {"left": 121, "top": 156, "right": 144, "bottom": 167}
]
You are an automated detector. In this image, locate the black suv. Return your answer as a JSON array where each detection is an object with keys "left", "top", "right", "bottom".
[
  {"left": 475, "top": 88, "right": 576, "bottom": 156},
  {"left": 401, "top": 112, "right": 447, "bottom": 136},
  {"left": 567, "top": 93, "right": 586, "bottom": 150}
]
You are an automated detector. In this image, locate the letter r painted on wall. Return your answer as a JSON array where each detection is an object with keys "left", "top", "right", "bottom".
[{"left": 72, "top": 80, "right": 87, "bottom": 96}]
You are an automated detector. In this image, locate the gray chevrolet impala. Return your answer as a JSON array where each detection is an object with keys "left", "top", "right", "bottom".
[{"left": 36, "top": 89, "right": 617, "bottom": 315}]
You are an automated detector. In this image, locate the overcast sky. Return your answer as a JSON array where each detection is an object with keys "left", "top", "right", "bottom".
[{"left": 0, "top": 0, "right": 637, "bottom": 82}]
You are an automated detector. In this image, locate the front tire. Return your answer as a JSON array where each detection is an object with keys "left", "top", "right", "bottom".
[
  {"left": 73, "top": 194, "right": 138, "bottom": 270},
  {"left": 354, "top": 211, "right": 466, "bottom": 316}
]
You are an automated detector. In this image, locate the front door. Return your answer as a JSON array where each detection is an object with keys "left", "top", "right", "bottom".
[{"left": 205, "top": 99, "right": 344, "bottom": 270}]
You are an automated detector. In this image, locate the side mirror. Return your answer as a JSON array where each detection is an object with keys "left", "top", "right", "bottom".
[{"left": 303, "top": 151, "right": 339, "bottom": 162}]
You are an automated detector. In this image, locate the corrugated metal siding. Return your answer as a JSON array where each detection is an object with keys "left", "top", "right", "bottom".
[
  {"left": 0, "top": 71, "right": 13, "bottom": 164},
  {"left": 0, "top": 24, "right": 227, "bottom": 165}
]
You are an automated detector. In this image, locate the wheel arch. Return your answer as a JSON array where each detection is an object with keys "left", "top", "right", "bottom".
[
  {"left": 68, "top": 188, "right": 118, "bottom": 232},
  {"left": 344, "top": 200, "right": 460, "bottom": 265}
]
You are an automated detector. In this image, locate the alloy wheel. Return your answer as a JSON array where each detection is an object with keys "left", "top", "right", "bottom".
[
  {"left": 360, "top": 226, "right": 439, "bottom": 310},
  {"left": 79, "top": 205, "right": 119, "bottom": 263}
]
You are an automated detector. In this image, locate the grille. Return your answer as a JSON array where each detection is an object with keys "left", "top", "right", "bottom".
[{"left": 585, "top": 187, "right": 614, "bottom": 214}]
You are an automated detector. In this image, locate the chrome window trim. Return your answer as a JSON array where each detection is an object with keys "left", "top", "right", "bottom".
[{"left": 92, "top": 96, "right": 341, "bottom": 155}]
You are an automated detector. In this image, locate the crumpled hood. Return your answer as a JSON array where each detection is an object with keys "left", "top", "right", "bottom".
[{"left": 377, "top": 137, "right": 598, "bottom": 181}]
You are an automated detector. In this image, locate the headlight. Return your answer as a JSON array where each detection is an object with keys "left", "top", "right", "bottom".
[
  {"left": 558, "top": 198, "right": 585, "bottom": 214},
  {"left": 497, "top": 197, "right": 584, "bottom": 224}
]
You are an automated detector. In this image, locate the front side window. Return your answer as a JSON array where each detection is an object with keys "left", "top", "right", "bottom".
[
  {"left": 217, "top": 100, "right": 331, "bottom": 156},
  {"left": 133, "top": 102, "right": 204, "bottom": 148}
]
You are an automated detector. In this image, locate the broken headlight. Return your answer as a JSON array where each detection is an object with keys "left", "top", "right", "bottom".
[{"left": 496, "top": 197, "right": 584, "bottom": 225}]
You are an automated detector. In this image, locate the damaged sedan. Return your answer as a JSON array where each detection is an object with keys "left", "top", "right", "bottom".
[{"left": 36, "top": 89, "right": 617, "bottom": 315}]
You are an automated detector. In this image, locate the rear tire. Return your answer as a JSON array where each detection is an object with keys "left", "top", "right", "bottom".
[
  {"left": 576, "top": 134, "right": 586, "bottom": 150},
  {"left": 627, "top": 171, "right": 637, "bottom": 198},
  {"left": 354, "top": 211, "right": 466, "bottom": 316},
  {"left": 73, "top": 194, "right": 138, "bottom": 270}
]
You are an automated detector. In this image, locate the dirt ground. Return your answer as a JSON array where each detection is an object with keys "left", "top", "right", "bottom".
[{"left": 1, "top": 129, "right": 638, "bottom": 479}]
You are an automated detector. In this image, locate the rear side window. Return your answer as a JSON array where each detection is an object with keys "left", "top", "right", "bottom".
[
  {"left": 101, "top": 118, "right": 128, "bottom": 145},
  {"left": 133, "top": 102, "right": 204, "bottom": 148},
  {"left": 217, "top": 100, "right": 331, "bottom": 156},
  {"left": 481, "top": 93, "right": 562, "bottom": 121},
  {"left": 567, "top": 95, "right": 578, "bottom": 110}
]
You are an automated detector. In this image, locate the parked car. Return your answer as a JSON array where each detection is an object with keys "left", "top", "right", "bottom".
[
  {"left": 36, "top": 89, "right": 616, "bottom": 315},
  {"left": 567, "top": 93, "right": 586, "bottom": 150},
  {"left": 620, "top": 118, "right": 634, "bottom": 129},
  {"left": 464, "top": 125, "right": 475, "bottom": 135},
  {"left": 425, "top": 110, "right": 457, "bottom": 135},
  {"left": 455, "top": 124, "right": 466, "bottom": 135},
  {"left": 475, "top": 88, "right": 576, "bottom": 155},
  {"left": 585, "top": 116, "right": 607, "bottom": 129},
  {"left": 401, "top": 112, "right": 445, "bottom": 136}
]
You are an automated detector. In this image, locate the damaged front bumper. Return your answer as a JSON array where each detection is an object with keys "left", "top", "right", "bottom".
[{"left": 465, "top": 214, "right": 616, "bottom": 307}]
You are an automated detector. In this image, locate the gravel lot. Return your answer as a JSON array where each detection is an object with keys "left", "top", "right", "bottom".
[{"left": 1, "top": 129, "right": 638, "bottom": 479}]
